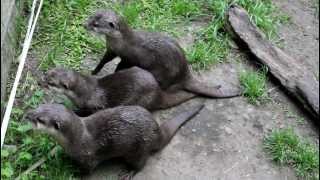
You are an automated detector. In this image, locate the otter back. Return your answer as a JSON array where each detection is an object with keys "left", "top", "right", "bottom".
[
  {"left": 45, "top": 67, "right": 196, "bottom": 116},
  {"left": 85, "top": 10, "right": 241, "bottom": 98},
  {"left": 26, "top": 104, "right": 204, "bottom": 177}
]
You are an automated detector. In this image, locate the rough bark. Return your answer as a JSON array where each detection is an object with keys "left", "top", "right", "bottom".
[{"left": 227, "top": 5, "right": 319, "bottom": 120}]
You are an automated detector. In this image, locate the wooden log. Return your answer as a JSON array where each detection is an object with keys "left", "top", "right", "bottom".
[{"left": 227, "top": 5, "right": 319, "bottom": 120}]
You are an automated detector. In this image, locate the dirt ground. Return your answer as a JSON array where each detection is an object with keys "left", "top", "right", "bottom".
[{"left": 79, "top": 0, "right": 319, "bottom": 180}]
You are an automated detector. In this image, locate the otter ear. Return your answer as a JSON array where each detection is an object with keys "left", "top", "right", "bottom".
[
  {"left": 61, "top": 82, "right": 69, "bottom": 89},
  {"left": 60, "top": 79, "right": 69, "bottom": 89}
]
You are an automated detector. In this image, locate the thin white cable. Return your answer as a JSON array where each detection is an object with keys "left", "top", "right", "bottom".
[
  {"left": 24, "top": 0, "right": 38, "bottom": 48},
  {"left": 17, "top": 0, "right": 37, "bottom": 61},
  {"left": 1, "top": 0, "right": 44, "bottom": 148}
]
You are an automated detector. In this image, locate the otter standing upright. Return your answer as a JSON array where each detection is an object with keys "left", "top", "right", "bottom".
[
  {"left": 25, "top": 104, "right": 204, "bottom": 178},
  {"left": 84, "top": 10, "right": 241, "bottom": 98}
]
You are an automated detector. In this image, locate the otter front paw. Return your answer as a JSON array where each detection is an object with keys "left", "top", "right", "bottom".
[{"left": 118, "top": 170, "right": 134, "bottom": 180}]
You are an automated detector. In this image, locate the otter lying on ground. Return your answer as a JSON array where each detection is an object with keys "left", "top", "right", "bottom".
[
  {"left": 45, "top": 67, "right": 196, "bottom": 115},
  {"left": 25, "top": 103, "right": 204, "bottom": 179},
  {"left": 84, "top": 10, "right": 241, "bottom": 98}
]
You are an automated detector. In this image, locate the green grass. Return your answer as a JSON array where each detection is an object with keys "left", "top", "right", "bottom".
[
  {"left": 186, "top": 38, "right": 228, "bottom": 69},
  {"left": 187, "top": 0, "right": 288, "bottom": 69},
  {"left": 239, "top": 67, "right": 268, "bottom": 104},
  {"left": 31, "top": 0, "right": 287, "bottom": 70},
  {"left": 264, "top": 129, "right": 319, "bottom": 179},
  {"left": 32, "top": 0, "right": 105, "bottom": 70},
  {"left": 114, "top": 0, "right": 204, "bottom": 34},
  {"left": 3, "top": 0, "right": 288, "bottom": 178},
  {"left": 1, "top": 73, "right": 77, "bottom": 180},
  {"left": 231, "top": 0, "right": 290, "bottom": 38}
]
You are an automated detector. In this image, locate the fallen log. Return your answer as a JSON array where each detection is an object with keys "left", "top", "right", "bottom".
[{"left": 227, "top": 5, "right": 319, "bottom": 120}]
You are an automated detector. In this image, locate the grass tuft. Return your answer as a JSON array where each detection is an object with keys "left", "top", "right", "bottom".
[
  {"left": 186, "top": 38, "right": 228, "bottom": 69},
  {"left": 30, "top": 0, "right": 287, "bottom": 70},
  {"left": 170, "top": 0, "right": 202, "bottom": 18},
  {"left": 264, "top": 129, "right": 319, "bottom": 179},
  {"left": 239, "top": 67, "right": 268, "bottom": 104}
]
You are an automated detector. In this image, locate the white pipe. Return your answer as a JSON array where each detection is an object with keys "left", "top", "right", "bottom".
[{"left": 1, "top": 0, "right": 44, "bottom": 148}]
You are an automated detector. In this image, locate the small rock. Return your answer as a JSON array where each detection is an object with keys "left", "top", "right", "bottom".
[
  {"left": 218, "top": 103, "right": 224, "bottom": 107},
  {"left": 224, "top": 126, "right": 233, "bottom": 135}
]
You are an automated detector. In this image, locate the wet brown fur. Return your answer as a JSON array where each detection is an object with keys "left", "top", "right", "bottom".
[
  {"left": 45, "top": 67, "right": 196, "bottom": 115},
  {"left": 25, "top": 104, "right": 204, "bottom": 177},
  {"left": 85, "top": 10, "right": 241, "bottom": 98}
]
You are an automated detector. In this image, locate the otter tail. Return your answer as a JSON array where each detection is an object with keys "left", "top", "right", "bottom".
[
  {"left": 158, "top": 90, "right": 197, "bottom": 109},
  {"left": 157, "top": 104, "right": 204, "bottom": 151},
  {"left": 183, "top": 76, "right": 241, "bottom": 98}
]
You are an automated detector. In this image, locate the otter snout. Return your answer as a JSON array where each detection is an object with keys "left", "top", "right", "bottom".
[
  {"left": 24, "top": 110, "right": 36, "bottom": 123},
  {"left": 83, "top": 21, "right": 91, "bottom": 30},
  {"left": 25, "top": 110, "right": 41, "bottom": 123},
  {"left": 44, "top": 70, "right": 56, "bottom": 86},
  {"left": 44, "top": 69, "right": 65, "bottom": 88},
  {"left": 83, "top": 15, "right": 96, "bottom": 31}
]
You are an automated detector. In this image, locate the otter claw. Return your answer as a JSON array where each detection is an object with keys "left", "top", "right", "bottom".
[{"left": 118, "top": 170, "right": 134, "bottom": 180}]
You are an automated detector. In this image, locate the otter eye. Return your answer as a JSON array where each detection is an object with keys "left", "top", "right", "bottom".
[
  {"left": 93, "top": 21, "right": 99, "bottom": 27},
  {"left": 61, "top": 83, "right": 68, "bottom": 89},
  {"left": 108, "top": 22, "right": 115, "bottom": 29},
  {"left": 53, "top": 122, "right": 60, "bottom": 130},
  {"left": 37, "top": 118, "right": 45, "bottom": 124}
]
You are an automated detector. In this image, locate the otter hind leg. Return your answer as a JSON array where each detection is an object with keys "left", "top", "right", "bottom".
[
  {"left": 115, "top": 60, "right": 133, "bottom": 72},
  {"left": 119, "top": 154, "right": 148, "bottom": 180},
  {"left": 125, "top": 154, "right": 148, "bottom": 171},
  {"left": 118, "top": 170, "right": 135, "bottom": 180}
]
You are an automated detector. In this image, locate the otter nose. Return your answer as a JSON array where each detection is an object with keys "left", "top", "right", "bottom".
[
  {"left": 39, "top": 74, "right": 49, "bottom": 87},
  {"left": 83, "top": 22, "right": 90, "bottom": 30},
  {"left": 44, "top": 70, "right": 57, "bottom": 85}
]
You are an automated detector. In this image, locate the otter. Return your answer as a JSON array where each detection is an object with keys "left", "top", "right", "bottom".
[
  {"left": 25, "top": 103, "right": 204, "bottom": 178},
  {"left": 84, "top": 10, "right": 241, "bottom": 98},
  {"left": 45, "top": 67, "right": 196, "bottom": 115}
]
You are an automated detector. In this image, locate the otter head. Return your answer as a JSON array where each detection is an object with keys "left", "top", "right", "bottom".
[
  {"left": 84, "top": 10, "right": 125, "bottom": 39},
  {"left": 45, "top": 67, "right": 78, "bottom": 91},
  {"left": 25, "top": 104, "right": 78, "bottom": 146}
]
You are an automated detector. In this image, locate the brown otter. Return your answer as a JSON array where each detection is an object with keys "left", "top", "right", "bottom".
[
  {"left": 45, "top": 67, "right": 196, "bottom": 115},
  {"left": 84, "top": 10, "right": 241, "bottom": 98},
  {"left": 25, "top": 103, "right": 204, "bottom": 178}
]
